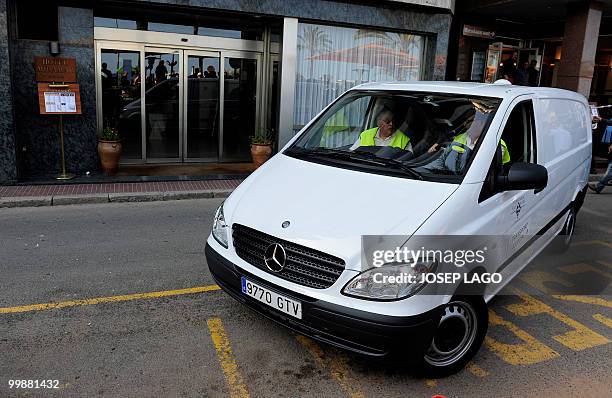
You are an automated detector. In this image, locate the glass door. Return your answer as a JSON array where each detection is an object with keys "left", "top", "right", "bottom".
[
  {"left": 97, "top": 43, "right": 263, "bottom": 164},
  {"left": 221, "top": 52, "right": 259, "bottom": 161},
  {"left": 144, "top": 48, "right": 182, "bottom": 161},
  {"left": 98, "top": 46, "right": 143, "bottom": 161},
  {"left": 184, "top": 51, "right": 221, "bottom": 161}
]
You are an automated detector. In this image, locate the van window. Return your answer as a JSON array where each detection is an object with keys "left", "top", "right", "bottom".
[
  {"left": 286, "top": 91, "right": 501, "bottom": 182},
  {"left": 500, "top": 100, "right": 536, "bottom": 166},
  {"left": 536, "top": 99, "right": 589, "bottom": 164},
  {"left": 479, "top": 100, "right": 537, "bottom": 201}
]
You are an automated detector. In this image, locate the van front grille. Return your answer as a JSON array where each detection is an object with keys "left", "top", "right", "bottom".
[{"left": 232, "top": 224, "right": 346, "bottom": 289}]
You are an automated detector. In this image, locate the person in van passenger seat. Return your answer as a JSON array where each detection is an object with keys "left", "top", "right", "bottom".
[
  {"left": 427, "top": 111, "right": 510, "bottom": 165},
  {"left": 350, "top": 109, "right": 413, "bottom": 152}
]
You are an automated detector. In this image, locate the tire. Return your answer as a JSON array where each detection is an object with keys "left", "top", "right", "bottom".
[
  {"left": 420, "top": 296, "right": 488, "bottom": 378},
  {"left": 551, "top": 207, "right": 576, "bottom": 253}
]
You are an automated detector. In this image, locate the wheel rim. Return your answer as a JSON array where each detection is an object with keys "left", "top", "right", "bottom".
[
  {"left": 424, "top": 301, "right": 478, "bottom": 367},
  {"left": 564, "top": 210, "right": 575, "bottom": 246}
]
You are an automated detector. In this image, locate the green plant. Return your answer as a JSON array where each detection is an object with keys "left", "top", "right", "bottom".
[
  {"left": 101, "top": 127, "right": 120, "bottom": 141},
  {"left": 250, "top": 129, "right": 274, "bottom": 146}
]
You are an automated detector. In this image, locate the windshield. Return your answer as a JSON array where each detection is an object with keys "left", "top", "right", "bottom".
[{"left": 285, "top": 91, "right": 501, "bottom": 182}]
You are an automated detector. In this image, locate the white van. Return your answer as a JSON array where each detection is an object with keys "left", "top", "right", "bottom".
[{"left": 205, "top": 81, "right": 591, "bottom": 376}]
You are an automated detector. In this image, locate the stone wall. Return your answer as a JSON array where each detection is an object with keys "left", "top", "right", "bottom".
[
  {"left": 10, "top": 6, "right": 96, "bottom": 179},
  {"left": 0, "top": 0, "right": 16, "bottom": 183}
]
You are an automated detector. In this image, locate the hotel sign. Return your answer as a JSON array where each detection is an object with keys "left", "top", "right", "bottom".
[{"left": 35, "top": 56, "right": 77, "bottom": 83}]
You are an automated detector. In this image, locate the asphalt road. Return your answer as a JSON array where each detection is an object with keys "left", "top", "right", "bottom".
[{"left": 1, "top": 194, "right": 611, "bottom": 397}]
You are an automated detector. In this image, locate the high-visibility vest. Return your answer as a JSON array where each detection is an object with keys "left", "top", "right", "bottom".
[
  {"left": 359, "top": 127, "right": 410, "bottom": 149},
  {"left": 451, "top": 133, "right": 510, "bottom": 164}
]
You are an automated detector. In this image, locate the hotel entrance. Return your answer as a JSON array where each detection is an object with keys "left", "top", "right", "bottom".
[{"left": 95, "top": 28, "right": 274, "bottom": 164}]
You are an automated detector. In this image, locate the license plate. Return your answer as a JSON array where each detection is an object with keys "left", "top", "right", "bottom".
[{"left": 241, "top": 277, "right": 302, "bottom": 319}]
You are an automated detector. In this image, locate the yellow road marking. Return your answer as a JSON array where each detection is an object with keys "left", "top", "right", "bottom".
[
  {"left": 506, "top": 289, "right": 610, "bottom": 351},
  {"left": 558, "top": 262, "right": 611, "bottom": 279},
  {"left": 593, "top": 314, "right": 612, "bottom": 329},
  {"left": 466, "top": 361, "right": 489, "bottom": 377},
  {"left": 207, "top": 317, "right": 250, "bottom": 398},
  {"left": 598, "top": 260, "right": 612, "bottom": 270},
  {"left": 519, "top": 270, "right": 574, "bottom": 295},
  {"left": 485, "top": 309, "right": 559, "bottom": 365},
  {"left": 0, "top": 285, "right": 221, "bottom": 314},
  {"left": 552, "top": 295, "right": 612, "bottom": 309},
  {"left": 295, "top": 335, "right": 366, "bottom": 398},
  {"left": 572, "top": 240, "right": 612, "bottom": 249},
  {"left": 424, "top": 379, "right": 438, "bottom": 388}
]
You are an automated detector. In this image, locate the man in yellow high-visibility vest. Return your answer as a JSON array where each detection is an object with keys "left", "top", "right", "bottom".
[
  {"left": 350, "top": 110, "right": 412, "bottom": 152},
  {"left": 428, "top": 111, "right": 510, "bottom": 165}
]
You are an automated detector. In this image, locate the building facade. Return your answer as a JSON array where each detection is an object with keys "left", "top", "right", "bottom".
[
  {"left": 0, "top": 0, "right": 454, "bottom": 183},
  {"left": 447, "top": 0, "right": 611, "bottom": 103}
]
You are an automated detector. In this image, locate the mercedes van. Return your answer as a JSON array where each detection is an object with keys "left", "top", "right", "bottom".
[{"left": 205, "top": 81, "right": 591, "bottom": 376}]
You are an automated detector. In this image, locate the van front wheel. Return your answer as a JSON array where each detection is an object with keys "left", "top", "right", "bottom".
[{"left": 421, "top": 296, "right": 488, "bottom": 377}]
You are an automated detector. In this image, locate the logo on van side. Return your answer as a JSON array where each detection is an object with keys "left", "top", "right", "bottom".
[{"left": 514, "top": 198, "right": 526, "bottom": 220}]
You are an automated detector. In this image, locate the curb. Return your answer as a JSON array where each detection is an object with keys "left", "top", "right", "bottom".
[
  {"left": 0, "top": 196, "right": 53, "bottom": 208},
  {"left": 52, "top": 193, "right": 110, "bottom": 206},
  {"left": 0, "top": 190, "right": 232, "bottom": 208}
]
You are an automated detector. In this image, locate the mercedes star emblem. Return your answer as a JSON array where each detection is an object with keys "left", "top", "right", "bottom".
[
  {"left": 281, "top": 220, "right": 290, "bottom": 228},
  {"left": 264, "top": 243, "right": 286, "bottom": 272}
]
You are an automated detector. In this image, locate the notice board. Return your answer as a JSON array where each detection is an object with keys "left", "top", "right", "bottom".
[{"left": 37, "top": 83, "right": 82, "bottom": 115}]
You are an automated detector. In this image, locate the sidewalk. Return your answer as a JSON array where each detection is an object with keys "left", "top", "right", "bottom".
[
  {"left": 0, "top": 174, "right": 608, "bottom": 208},
  {"left": 0, "top": 179, "right": 243, "bottom": 208}
]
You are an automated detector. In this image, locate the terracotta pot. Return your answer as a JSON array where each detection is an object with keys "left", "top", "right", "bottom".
[
  {"left": 98, "top": 140, "right": 122, "bottom": 175},
  {"left": 251, "top": 143, "right": 272, "bottom": 169}
]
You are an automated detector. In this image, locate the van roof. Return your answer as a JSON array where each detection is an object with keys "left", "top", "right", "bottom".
[{"left": 351, "top": 81, "right": 586, "bottom": 102}]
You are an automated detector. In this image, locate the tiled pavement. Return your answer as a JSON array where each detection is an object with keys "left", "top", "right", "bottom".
[{"left": 0, "top": 180, "right": 243, "bottom": 198}]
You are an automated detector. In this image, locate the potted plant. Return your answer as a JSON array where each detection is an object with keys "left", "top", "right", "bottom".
[
  {"left": 98, "top": 126, "right": 122, "bottom": 175},
  {"left": 250, "top": 129, "right": 274, "bottom": 169}
]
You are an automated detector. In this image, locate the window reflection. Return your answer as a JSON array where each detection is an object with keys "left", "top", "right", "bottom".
[
  {"left": 148, "top": 22, "right": 194, "bottom": 35},
  {"left": 101, "top": 49, "right": 141, "bottom": 159},
  {"left": 94, "top": 15, "right": 264, "bottom": 40},
  {"left": 223, "top": 58, "right": 257, "bottom": 161},
  {"left": 197, "top": 27, "right": 241, "bottom": 39},
  {"left": 294, "top": 23, "right": 424, "bottom": 132},
  {"left": 144, "top": 52, "right": 181, "bottom": 159},
  {"left": 187, "top": 56, "right": 220, "bottom": 159},
  {"left": 94, "top": 17, "right": 137, "bottom": 30}
]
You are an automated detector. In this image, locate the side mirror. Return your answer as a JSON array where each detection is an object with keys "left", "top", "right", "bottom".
[{"left": 497, "top": 162, "right": 548, "bottom": 192}]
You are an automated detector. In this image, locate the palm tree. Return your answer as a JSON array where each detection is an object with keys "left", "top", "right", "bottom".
[
  {"left": 298, "top": 26, "right": 332, "bottom": 81},
  {"left": 353, "top": 29, "right": 422, "bottom": 80}
]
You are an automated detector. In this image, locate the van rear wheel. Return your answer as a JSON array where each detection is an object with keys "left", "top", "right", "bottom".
[{"left": 421, "top": 296, "right": 488, "bottom": 378}]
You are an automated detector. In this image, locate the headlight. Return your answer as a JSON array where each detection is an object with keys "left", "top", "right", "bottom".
[
  {"left": 212, "top": 204, "right": 229, "bottom": 248},
  {"left": 342, "top": 261, "right": 437, "bottom": 301}
]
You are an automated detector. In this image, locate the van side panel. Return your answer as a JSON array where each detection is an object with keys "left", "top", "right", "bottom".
[
  {"left": 534, "top": 97, "right": 591, "bottom": 226},
  {"left": 537, "top": 98, "right": 590, "bottom": 163}
]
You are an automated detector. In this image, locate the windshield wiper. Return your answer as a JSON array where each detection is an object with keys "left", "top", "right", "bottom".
[
  {"left": 290, "top": 147, "right": 424, "bottom": 180},
  {"left": 370, "top": 157, "right": 424, "bottom": 180}
]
